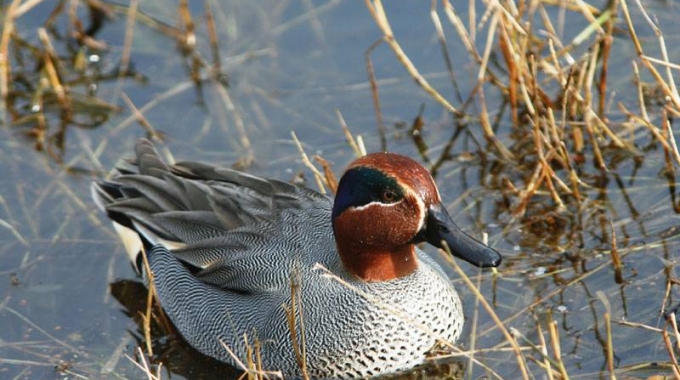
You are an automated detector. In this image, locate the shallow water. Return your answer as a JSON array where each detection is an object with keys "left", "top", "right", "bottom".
[{"left": 2, "top": 1, "right": 680, "bottom": 379}]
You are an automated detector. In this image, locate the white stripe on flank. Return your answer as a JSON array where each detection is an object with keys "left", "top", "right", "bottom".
[
  {"left": 113, "top": 222, "right": 143, "bottom": 264},
  {"left": 112, "top": 221, "right": 187, "bottom": 265}
]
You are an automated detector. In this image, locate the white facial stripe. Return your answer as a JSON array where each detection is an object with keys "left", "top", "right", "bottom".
[
  {"left": 352, "top": 200, "right": 401, "bottom": 212},
  {"left": 402, "top": 185, "right": 426, "bottom": 231},
  {"left": 346, "top": 185, "right": 427, "bottom": 231},
  {"left": 415, "top": 196, "right": 426, "bottom": 231}
]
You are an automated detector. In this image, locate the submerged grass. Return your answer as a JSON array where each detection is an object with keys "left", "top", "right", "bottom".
[{"left": 2, "top": 0, "right": 680, "bottom": 379}]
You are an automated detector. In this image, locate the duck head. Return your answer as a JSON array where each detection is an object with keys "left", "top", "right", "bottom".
[{"left": 332, "top": 153, "right": 502, "bottom": 282}]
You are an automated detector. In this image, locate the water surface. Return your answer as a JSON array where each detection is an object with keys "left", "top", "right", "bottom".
[{"left": 2, "top": 1, "right": 680, "bottom": 379}]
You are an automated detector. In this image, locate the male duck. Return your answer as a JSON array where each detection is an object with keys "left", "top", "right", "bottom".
[{"left": 92, "top": 138, "right": 501, "bottom": 379}]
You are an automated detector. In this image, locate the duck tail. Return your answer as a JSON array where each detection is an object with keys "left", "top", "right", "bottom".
[{"left": 91, "top": 138, "right": 172, "bottom": 275}]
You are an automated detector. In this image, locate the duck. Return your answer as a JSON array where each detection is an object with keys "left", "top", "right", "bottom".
[{"left": 92, "top": 138, "right": 501, "bottom": 379}]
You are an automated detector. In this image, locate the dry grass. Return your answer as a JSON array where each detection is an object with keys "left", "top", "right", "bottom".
[
  {"left": 365, "top": 0, "right": 680, "bottom": 219},
  {"left": 2, "top": 0, "right": 680, "bottom": 379},
  {"left": 356, "top": 3, "right": 680, "bottom": 375},
  {"left": 302, "top": 0, "right": 680, "bottom": 379}
]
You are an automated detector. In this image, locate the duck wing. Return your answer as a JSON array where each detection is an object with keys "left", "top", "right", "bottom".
[{"left": 92, "top": 139, "right": 335, "bottom": 294}]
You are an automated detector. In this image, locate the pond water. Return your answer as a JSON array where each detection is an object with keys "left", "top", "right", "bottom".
[{"left": 2, "top": 0, "right": 680, "bottom": 379}]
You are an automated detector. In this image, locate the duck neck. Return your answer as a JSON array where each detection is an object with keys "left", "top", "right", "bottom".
[{"left": 338, "top": 245, "right": 418, "bottom": 282}]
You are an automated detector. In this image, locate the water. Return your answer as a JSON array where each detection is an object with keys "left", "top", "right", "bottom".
[{"left": 2, "top": 0, "right": 680, "bottom": 379}]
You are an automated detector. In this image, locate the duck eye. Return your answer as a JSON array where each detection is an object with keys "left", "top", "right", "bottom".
[{"left": 381, "top": 189, "right": 397, "bottom": 203}]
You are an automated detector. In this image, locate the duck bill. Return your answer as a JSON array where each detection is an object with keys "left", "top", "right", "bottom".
[{"left": 422, "top": 205, "right": 502, "bottom": 268}]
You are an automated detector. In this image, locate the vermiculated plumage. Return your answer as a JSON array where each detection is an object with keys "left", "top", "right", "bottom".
[{"left": 92, "top": 139, "right": 501, "bottom": 378}]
